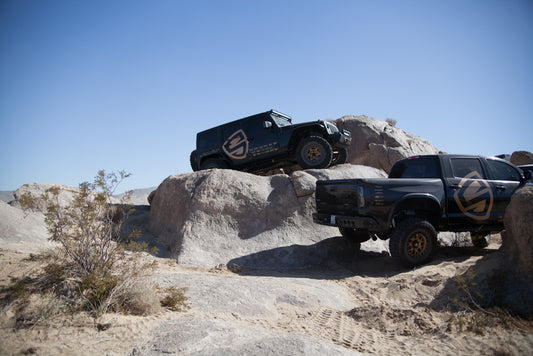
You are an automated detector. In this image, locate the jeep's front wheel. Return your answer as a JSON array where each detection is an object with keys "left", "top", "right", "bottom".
[
  {"left": 296, "top": 136, "right": 333, "bottom": 169},
  {"left": 200, "top": 158, "right": 228, "bottom": 170},
  {"left": 331, "top": 147, "right": 348, "bottom": 166},
  {"left": 389, "top": 218, "right": 437, "bottom": 268}
]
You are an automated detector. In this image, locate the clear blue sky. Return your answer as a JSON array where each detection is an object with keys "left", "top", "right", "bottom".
[{"left": 1, "top": 0, "right": 532, "bottom": 192}]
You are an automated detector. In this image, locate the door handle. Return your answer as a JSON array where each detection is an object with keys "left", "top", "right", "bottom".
[
  {"left": 496, "top": 185, "right": 506, "bottom": 191},
  {"left": 451, "top": 184, "right": 462, "bottom": 190}
]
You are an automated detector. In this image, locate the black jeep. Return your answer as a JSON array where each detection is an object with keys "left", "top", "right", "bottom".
[{"left": 190, "top": 110, "right": 352, "bottom": 173}]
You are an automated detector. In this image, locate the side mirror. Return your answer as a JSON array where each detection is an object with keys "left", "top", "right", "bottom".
[
  {"left": 519, "top": 169, "right": 532, "bottom": 184},
  {"left": 263, "top": 121, "right": 272, "bottom": 129}
]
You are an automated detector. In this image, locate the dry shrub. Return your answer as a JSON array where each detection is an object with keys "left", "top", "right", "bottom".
[
  {"left": 386, "top": 118, "right": 397, "bottom": 127},
  {"left": 114, "top": 280, "right": 161, "bottom": 316},
  {"left": 12, "top": 170, "right": 187, "bottom": 324},
  {"left": 103, "top": 260, "right": 162, "bottom": 316},
  {"left": 447, "top": 268, "right": 533, "bottom": 335},
  {"left": 160, "top": 286, "right": 189, "bottom": 312}
]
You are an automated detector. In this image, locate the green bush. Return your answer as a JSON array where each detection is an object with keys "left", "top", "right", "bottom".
[
  {"left": 15, "top": 170, "right": 187, "bottom": 321},
  {"left": 160, "top": 286, "right": 189, "bottom": 312}
]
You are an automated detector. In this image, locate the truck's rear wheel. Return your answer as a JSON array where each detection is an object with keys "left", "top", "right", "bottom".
[
  {"left": 296, "top": 136, "right": 333, "bottom": 169},
  {"left": 389, "top": 218, "right": 437, "bottom": 268}
]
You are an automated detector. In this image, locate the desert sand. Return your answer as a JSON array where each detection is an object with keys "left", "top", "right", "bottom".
[{"left": 1, "top": 234, "right": 532, "bottom": 355}]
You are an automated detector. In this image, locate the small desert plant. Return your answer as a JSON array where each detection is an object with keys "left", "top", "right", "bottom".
[
  {"left": 447, "top": 268, "right": 532, "bottom": 335},
  {"left": 44, "top": 171, "right": 133, "bottom": 276},
  {"left": 386, "top": 118, "right": 397, "bottom": 127},
  {"left": 160, "top": 286, "right": 189, "bottom": 312},
  {"left": 15, "top": 170, "right": 187, "bottom": 320}
]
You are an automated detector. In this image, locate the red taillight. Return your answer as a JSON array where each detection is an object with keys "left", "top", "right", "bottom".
[{"left": 407, "top": 155, "right": 421, "bottom": 160}]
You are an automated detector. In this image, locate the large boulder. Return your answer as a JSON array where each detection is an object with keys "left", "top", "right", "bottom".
[
  {"left": 12, "top": 183, "right": 81, "bottom": 211},
  {"left": 0, "top": 201, "right": 54, "bottom": 253},
  {"left": 510, "top": 150, "right": 533, "bottom": 166},
  {"left": 334, "top": 115, "right": 441, "bottom": 173},
  {"left": 148, "top": 164, "right": 387, "bottom": 268},
  {"left": 464, "top": 186, "right": 533, "bottom": 316},
  {"left": 12, "top": 182, "right": 121, "bottom": 212},
  {"left": 2, "top": 183, "right": 122, "bottom": 254},
  {"left": 500, "top": 186, "right": 533, "bottom": 275}
]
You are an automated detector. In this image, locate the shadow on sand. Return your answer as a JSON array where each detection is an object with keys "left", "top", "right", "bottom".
[
  {"left": 124, "top": 204, "right": 500, "bottom": 281},
  {"left": 227, "top": 237, "right": 499, "bottom": 280},
  {"left": 228, "top": 236, "right": 395, "bottom": 279}
]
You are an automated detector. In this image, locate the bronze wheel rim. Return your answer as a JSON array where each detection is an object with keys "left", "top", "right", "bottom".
[
  {"left": 407, "top": 232, "right": 427, "bottom": 257},
  {"left": 306, "top": 145, "right": 322, "bottom": 162}
]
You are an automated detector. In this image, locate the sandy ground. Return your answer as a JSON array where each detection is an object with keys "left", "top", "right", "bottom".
[
  {"left": 1, "top": 236, "right": 532, "bottom": 356},
  {"left": 1, "top": 195, "right": 532, "bottom": 355}
]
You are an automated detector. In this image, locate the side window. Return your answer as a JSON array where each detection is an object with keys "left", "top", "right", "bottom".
[
  {"left": 486, "top": 160, "right": 521, "bottom": 181},
  {"left": 242, "top": 117, "right": 264, "bottom": 133},
  {"left": 197, "top": 129, "right": 218, "bottom": 149},
  {"left": 450, "top": 158, "right": 485, "bottom": 179},
  {"left": 389, "top": 157, "right": 440, "bottom": 178}
]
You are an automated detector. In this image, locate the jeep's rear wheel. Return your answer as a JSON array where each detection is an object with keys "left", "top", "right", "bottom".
[
  {"left": 200, "top": 158, "right": 228, "bottom": 170},
  {"left": 296, "top": 136, "right": 333, "bottom": 169},
  {"left": 331, "top": 147, "right": 348, "bottom": 166},
  {"left": 389, "top": 218, "right": 437, "bottom": 268},
  {"left": 190, "top": 150, "right": 199, "bottom": 171}
]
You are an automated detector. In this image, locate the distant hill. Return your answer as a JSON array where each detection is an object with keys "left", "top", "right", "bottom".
[
  {"left": 1, "top": 188, "right": 155, "bottom": 206},
  {"left": 114, "top": 187, "right": 156, "bottom": 205},
  {"left": 0, "top": 191, "right": 14, "bottom": 203}
]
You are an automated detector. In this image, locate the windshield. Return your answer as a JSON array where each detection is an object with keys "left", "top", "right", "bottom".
[{"left": 270, "top": 113, "right": 292, "bottom": 127}]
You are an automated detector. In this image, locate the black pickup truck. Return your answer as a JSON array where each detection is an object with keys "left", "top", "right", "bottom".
[{"left": 313, "top": 154, "right": 532, "bottom": 267}]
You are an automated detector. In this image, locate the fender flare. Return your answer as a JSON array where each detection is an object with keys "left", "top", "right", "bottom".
[{"left": 388, "top": 193, "right": 443, "bottom": 227}]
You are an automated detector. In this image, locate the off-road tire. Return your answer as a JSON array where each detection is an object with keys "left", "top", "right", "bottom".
[
  {"left": 389, "top": 218, "right": 437, "bottom": 268},
  {"left": 331, "top": 147, "right": 348, "bottom": 166},
  {"left": 296, "top": 136, "right": 333, "bottom": 169},
  {"left": 190, "top": 151, "right": 198, "bottom": 171},
  {"left": 200, "top": 158, "right": 229, "bottom": 170}
]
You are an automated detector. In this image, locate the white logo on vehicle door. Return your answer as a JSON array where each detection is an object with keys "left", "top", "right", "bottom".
[{"left": 223, "top": 129, "right": 248, "bottom": 160}]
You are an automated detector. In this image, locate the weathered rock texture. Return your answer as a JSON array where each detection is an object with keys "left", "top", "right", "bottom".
[
  {"left": 12, "top": 183, "right": 81, "bottom": 211},
  {"left": 0, "top": 201, "right": 53, "bottom": 253},
  {"left": 510, "top": 150, "right": 533, "bottom": 166},
  {"left": 500, "top": 186, "right": 533, "bottom": 275},
  {"left": 335, "top": 116, "right": 441, "bottom": 173},
  {"left": 148, "top": 164, "right": 388, "bottom": 267},
  {"left": 462, "top": 186, "right": 533, "bottom": 317}
]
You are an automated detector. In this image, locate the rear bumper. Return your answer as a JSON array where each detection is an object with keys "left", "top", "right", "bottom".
[{"left": 312, "top": 213, "right": 379, "bottom": 230}]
